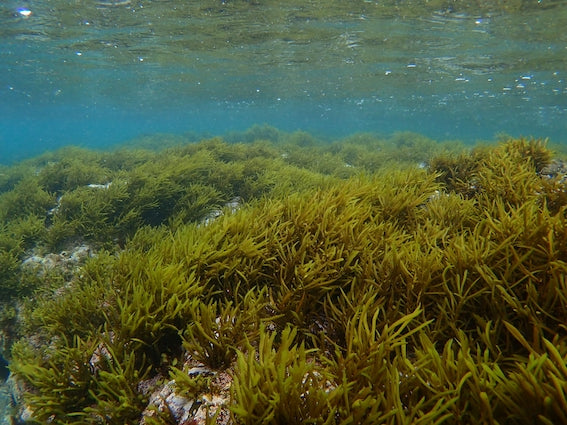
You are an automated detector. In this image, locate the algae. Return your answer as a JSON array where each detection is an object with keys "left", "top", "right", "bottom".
[{"left": 1, "top": 130, "right": 566, "bottom": 424}]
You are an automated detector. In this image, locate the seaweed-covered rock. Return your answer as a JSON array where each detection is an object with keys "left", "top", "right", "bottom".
[{"left": 3, "top": 133, "right": 567, "bottom": 425}]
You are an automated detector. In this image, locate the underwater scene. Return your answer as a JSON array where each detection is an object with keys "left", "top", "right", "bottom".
[{"left": 1, "top": 1, "right": 567, "bottom": 424}]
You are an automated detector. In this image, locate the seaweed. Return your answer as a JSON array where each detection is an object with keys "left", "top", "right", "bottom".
[
  {"left": 181, "top": 288, "right": 266, "bottom": 369},
  {"left": 37, "top": 149, "right": 110, "bottom": 194},
  {"left": 11, "top": 334, "right": 150, "bottom": 425},
  {"left": 491, "top": 336, "right": 567, "bottom": 424},
  {"left": 230, "top": 325, "right": 336, "bottom": 424},
  {"left": 10, "top": 337, "right": 95, "bottom": 424},
  {"left": 0, "top": 176, "right": 54, "bottom": 223},
  {"left": 4, "top": 133, "right": 567, "bottom": 424},
  {"left": 26, "top": 252, "right": 118, "bottom": 340}
]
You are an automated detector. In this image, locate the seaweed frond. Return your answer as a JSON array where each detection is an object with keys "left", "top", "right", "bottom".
[
  {"left": 181, "top": 288, "right": 267, "bottom": 369},
  {"left": 230, "top": 325, "right": 336, "bottom": 424}
]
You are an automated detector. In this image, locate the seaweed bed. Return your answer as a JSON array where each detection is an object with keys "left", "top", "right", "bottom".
[{"left": 1, "top": 128, "right": 567, "bottom": 424}]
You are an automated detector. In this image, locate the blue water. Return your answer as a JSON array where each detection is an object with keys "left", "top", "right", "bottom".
[{"left": 1, "top": 1, "right": 567, "bottom": 163}]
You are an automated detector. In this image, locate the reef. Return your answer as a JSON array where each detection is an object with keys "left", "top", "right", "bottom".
[{"left": 1, "top": 128, "right": 566, "bottom": 424}]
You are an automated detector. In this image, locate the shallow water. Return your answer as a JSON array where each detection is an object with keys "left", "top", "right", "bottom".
[
  {"left": 1, "top": 2, "right": 567, "bottom": 421},
  {"left": 1, "top": 0, "right": 566, "bottom": 163}
]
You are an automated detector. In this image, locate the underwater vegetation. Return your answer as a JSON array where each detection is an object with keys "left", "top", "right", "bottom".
[
  {"left": 0, "top": 129, "right": 449, "bottom": 300},
  {"left": 1, "top": 131, "right": 567, "bottom": 424}
]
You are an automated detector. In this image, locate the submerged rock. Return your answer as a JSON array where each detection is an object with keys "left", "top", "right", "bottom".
[
  {"left": 21, "top": 244, "right": 92, "bottom": 273},
  {"left": 140, "top": 359, "right": 231, "bottom": 425}
]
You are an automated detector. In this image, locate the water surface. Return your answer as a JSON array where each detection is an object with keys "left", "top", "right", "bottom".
[{"left": 1, "top": 0, "right": 566, "bottom": 162}]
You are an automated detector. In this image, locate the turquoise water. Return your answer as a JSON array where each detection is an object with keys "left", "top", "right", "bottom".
[{"left": 1, "top": 1, "right": 566, "bottom": 163}]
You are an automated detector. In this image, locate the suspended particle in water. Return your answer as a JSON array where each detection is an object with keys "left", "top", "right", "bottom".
[{"left": 17, "top": 7, "right": 32, "bottom": 17}]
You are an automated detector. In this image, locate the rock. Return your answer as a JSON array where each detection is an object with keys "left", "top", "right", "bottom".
[
  {"left": 540, "top": 159, "right": 567, "bottom": 181},
  {"left": 140, "top": 361, "right": 232, "bottom": 425},
  {"left": 140, "top": 379, "right": 196, "bottom": 424},
  {"left": 21, "top": 244, "right": 93, "bottom": 277}
]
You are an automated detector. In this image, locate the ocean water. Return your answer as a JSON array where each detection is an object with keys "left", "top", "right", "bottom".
[{"left": 1, "top": 0, "right": 566, "bottom": 164}]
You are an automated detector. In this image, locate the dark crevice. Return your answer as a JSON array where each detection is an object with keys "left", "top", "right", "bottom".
[{"left": 0, "top": 353, "right": 9, "bottom": 380}]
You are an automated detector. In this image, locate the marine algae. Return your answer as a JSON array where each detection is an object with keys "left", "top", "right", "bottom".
[{"left": 1, "top": 133, "right": 567, "bottom": 424}]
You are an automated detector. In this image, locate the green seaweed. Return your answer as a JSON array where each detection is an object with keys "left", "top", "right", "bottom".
[
  {"left": 26, "top": 251, "right": 117, "bottom": 339},
  {"left": 37, "top": 149, "right": 110, "bottom": 195},
  {"left": 230, "top": 325, "right": 336, "bottom": 424},
  {"left": 11, "top": 334, "right": 149, "bottom": 425},
  {"left": 0, "top": 176, "right": 54, "bottom": 223},
  {"left": 3, "top": 132, "right": 567, "bottom": 424},
  {"left": 181, "top": 288, "right": 266, "bottom": 369},
  {"left": 10, "top": 337, "right": 95, "bottom": 424}
]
